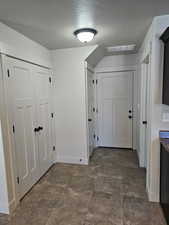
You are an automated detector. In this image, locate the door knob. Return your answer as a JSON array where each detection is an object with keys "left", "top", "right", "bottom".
[
  {"left": 34, "top": 127, "right": 39, "bottom": 132},
  {"left": 142, "top": 121, "right": 147, "bottom": 125},
  {"left": 129, "top": 110, "right": 132, "bottom": 113},
  {"left": 88, "top": 119, "right": 92, "bottom": 122},
  {"left": 38, "top": 126, "right": 43, "bottom": 131},
  {"left": 128, "top": 115, "right": 132, "bottom": 119}
]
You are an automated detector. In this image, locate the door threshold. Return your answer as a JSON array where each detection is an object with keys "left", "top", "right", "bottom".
[{"left": 98, "top": 146, "right": 133, "bottom": 151}]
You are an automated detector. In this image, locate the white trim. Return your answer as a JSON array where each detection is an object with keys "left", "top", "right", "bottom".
[
  {"left": 0, "top": 201, "right": 9, "bottom": 214},
  {"left": 1, "top": 55, "right": 20, "bottom": 209},
  {"left": 85, "top": 61, "right": 96, "bottom": 159},
  {"left": 0, "top": 197, "right": 16, "bottom": 214},
  {"left": 0, "top": 55, "right": 12, "bottom": 214},
  {"left": 95, "top": 65, "right": 136, "bottom": 73},
  {"left": 147, "top": 189, "right": 159, "bottom": 203},
  {"left": 86, "top": 63, "right": 95, "bottom": 73},
  {"left": 84, "top": 61, "right": 90, "bottom": 161},
  {"left": 139, "top": 49, "right": 151, "bottom": 171},
  {"left": 9, "top": 199, "right": 17, "bottom": 214},
  {"left": 56, "top": 156, "right": 88, "bottom": 165}
]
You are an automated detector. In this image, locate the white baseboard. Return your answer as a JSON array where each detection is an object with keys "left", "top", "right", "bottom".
[
  {"left": 147, "top": 187, "right": 159, "bottom": 203},
  {"left": 9, "top": 198, "right": 17, "bottom": 214},
  {"left": 0, "top": 198, "right": 17, "bottom": 215},
  {"left": 0, "top": 201, "right": 9, "bottom": 214},
  {"left": 56, "top": 155, "right": 88, "bottom": 165},
  {"left": 138, "top": 150, "right": 145, "bottom": 168}
]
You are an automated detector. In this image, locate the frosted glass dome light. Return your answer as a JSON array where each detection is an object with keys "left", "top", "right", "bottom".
[{"left": 74, "top": 28, "right": 97, "bottom": 43}]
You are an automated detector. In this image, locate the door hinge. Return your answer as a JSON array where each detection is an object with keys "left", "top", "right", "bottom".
[
  {"left": 53, "top": 146, "right": 56, "bottom": 151},
  {"left": 97, "top": 136, "right": 99, "bottom": 141},
  {"left": 7, "top": 69, "right": 10, "bottom": 77},
  {"left": 17, "top": 177, "right": 20, "bottom": 184},
  {"left": 49, "top": 77, "right": 52, "bottom": 83},
  {"left": 96, "top": 108, "right": 98, "bottom": 113},
  {"left": 12, "top": 125, "right": 15, "bottom": 133},
  {"left": 93, "top": 134, "right": 96, "bottom": 139},
  {"left": 92, "top": 80, "right": 95, "bottom": 84},
  {"left": 93, "top": 107, "right": 95, "bottom": 112},
  {"left": 96, "top": 79, "right": 98, "bottom": 85},
  {"left": 51, "top": 113, "right": 54, "bottom": 118}
]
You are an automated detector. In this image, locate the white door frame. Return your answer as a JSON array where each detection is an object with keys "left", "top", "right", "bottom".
[
  {"left": 0, "top": 54, "right": 11, "bottom": 214},
  {"left": 139, "top": 53, "right": 151, "bottom": 168},
  {"left": 1, "top": 55, "right": 19, "bottom": 211},
  {"left": 85, "top": 61, "right": 96, "bottom": 161},
  {"left": 95, "top": 66, "right": 136, "bottom": 149}
]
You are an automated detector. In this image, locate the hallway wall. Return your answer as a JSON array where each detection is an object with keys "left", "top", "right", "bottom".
[{"left": 51, "top": 46, "right": 97, "bottom": 165}]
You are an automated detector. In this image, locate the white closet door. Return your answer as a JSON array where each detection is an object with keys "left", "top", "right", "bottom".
[
  {"left": 34, "top": 67, "right": 53, "bottom": 177},
  {"left": 98, "top": 72, "right": 133, "bottom": 148},
  {"left": 7, "top": 59, "right": 39, "bottom": 199}
]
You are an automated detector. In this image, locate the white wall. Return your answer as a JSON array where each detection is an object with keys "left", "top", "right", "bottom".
[
  {"left": 95, "top": 54, "right": 138, "bottom": 150},
  {"left": 95, "top": 54, "right": 137, "bottom": 69},
  {"left": 0, "top": 22, "right": 51, "bottom": 68},
  {"left": 86, "top": 45, "right": 106, "bottom": 67},
  {"left": 51, "top": 46, "right": 97, "bottom": 164},
  {"left": 137, "top": 15, "right": 169, "bottom": 202}
]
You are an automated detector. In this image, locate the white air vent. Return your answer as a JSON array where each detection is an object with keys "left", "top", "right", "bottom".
[{"left": 107, "top": 44, "right": 136, "bottom": 53}]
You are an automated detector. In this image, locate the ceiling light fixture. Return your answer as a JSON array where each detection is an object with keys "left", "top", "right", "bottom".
[
  {"left": 107, "top": 44, "right": 136, "bottom": 52},
  {"left": 74, "top": 28, "right": 98, "bottom": 43}
]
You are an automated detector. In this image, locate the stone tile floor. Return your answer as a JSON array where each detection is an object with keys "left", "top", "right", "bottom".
[{"left": 0, "top": 148, "right": 167, "bottom": 225}]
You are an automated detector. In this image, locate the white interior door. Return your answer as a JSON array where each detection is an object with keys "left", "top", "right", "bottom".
[
  {"left": 98, "top": 71, "right": 133, "bottom": 148},
  {"left": 8, "top": 59, "right": 39, "bottom": 199},
  {"left": 34, "top": 67, "right": 53, "bottom": 177},
  {"left": 87, "top": 68, "right": 95, "bottom": 156}
]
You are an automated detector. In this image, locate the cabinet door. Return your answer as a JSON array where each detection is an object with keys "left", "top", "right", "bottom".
[
  {"left": 7, "top": 58, "right": 39, "bottom": 199},
  {"left": 33, "top": 67, "right": 53, "bottom": 177}
]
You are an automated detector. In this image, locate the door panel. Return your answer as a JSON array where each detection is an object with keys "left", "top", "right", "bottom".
[
  {"left": 98, "top": 72, "right": 133, "bottom": 148},
  {"left": 38, "top": 99, "right": 51, "bottom": 175},
  {"left": 34, "top": 68, "right": 52, "bottom": 176},
  {"left": 8, "top": 59, "right": 39, "bottom": 198}
]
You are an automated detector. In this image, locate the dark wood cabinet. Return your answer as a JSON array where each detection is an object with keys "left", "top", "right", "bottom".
[
  {"left": 160, "top": 143, "right": 169, "bottom": 224},
  {"left": 160, "top": 27, "right": 169, "bottom": 106}
]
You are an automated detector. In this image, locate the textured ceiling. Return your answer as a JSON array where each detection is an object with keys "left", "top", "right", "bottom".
[{"left": 0, "top": 0, "right": 168, "bottom": 50}]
